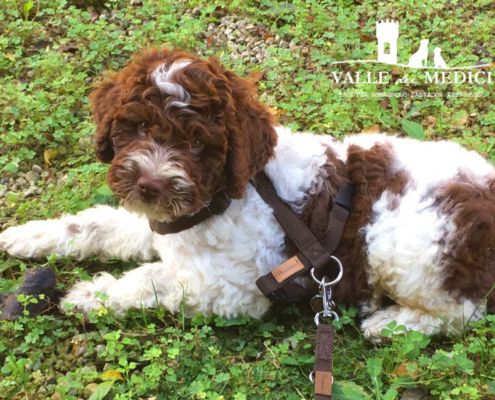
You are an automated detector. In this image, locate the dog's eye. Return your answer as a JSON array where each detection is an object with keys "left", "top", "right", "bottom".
[
  {"left": 192, "top": 140, "right": 202, "bottom": 150},
  {"left": 138, "top": 122, "right": 151, "bottom": 136}
]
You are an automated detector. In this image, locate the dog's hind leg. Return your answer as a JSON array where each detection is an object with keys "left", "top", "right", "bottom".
[
  {"left": 361, "top": 300, "right": 484, "bottom": 341},
  {"left": 0, "top": 205, "right": 156, "bottom": 261}
]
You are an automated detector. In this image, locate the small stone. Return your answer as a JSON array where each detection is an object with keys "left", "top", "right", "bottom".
[
  {"left": 266, "top": 37, "right": 275, "bottom": 45},
  {"left": 289, "top": 41, "right": 299, "bottom": 50},
  {"left": 95, "top": 344, "right": 107, "bottom": 356},
  {"left": 15, "top": 178, "right": 27, "bottom": 187},
  {"left": 0, "top": 178, "right": 8, "bottom": 184},
  {"left": 84, "top": 383, "right": 99, "bottom": 399},
  {"left": 32, "top": 165, "right": 43, "bottom": 174},
  {"left": 72, "top": 340, "right": 89, "bottom": 357},
  {"left": 400, "top": 387, "right": 430, "bottom": 400},
  {"left": 80, "top": 366, "right": 94, "bottom": 375},
  {"left": 51, "top": 393, "right": 63, "bottom": 400},
  {"left": 25, "top": 171, "right": 40, "bottom": 183},
  {"left": 0, "top": 190, "right": 5, "bottom": 199},
  {"left": 280, "top": 40, "right": 289, "bottom": 49},
  {"left": 192, "top": 7, "right": 201, "bottom": 16},
  {"left": 250, "top": 57, "right": 258, "bottom": 64},
  {"left": 225, "top": 28, "right": 233, "bottom": 35},
  {"left": 24, "top": 186, "right": 38, "bottom": 198}
]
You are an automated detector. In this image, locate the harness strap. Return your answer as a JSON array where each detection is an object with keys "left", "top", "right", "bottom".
[{"left": 252, "top": 171, "right": 353, "bottom": 299}]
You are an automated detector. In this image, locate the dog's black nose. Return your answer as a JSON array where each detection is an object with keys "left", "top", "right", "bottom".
[{"left": 137, "top": 177, "right": 162, "bottom": 199}]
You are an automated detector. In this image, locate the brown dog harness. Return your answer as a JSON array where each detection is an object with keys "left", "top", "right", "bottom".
[
  {"left": 252, "top": 171, "right": 353, "bottom": 399},
  {"left": 150, "top": 171, "right": 353, "bottom": 399}
]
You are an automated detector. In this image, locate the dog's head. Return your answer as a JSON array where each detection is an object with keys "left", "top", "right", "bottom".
[{"left": 90, "top": 48, "right": 277, "bottom": 221}]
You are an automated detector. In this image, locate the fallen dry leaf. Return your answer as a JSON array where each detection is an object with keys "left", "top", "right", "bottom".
[
  {"left": 391, "top": 66, "right": 401, "bottom": 75},
  {"left": 394, "top": 363, "right": 419, "bottom": 379},
  {"left": 100, "top": 369, "right": 124, "bottom": 381},
  {"left": 44, "top": 149, "right": 59, "bottom": 166},
  {"left": 453, "top": 112, "right": 469, "bottom": 127},
  {"left": 90, "top": 10, "right": 99, "bottom": 23},
  {"left": 362, "top": 123, "right": 380, "bottom": 134},
  {"left": 207, "top": 34, "right": 213, "bottom": 48},
  {"left": 380, "top": 98, "right": 390, "bottom": 111},
  {"left": 359, "top": 34, "right": 374, "bottom": 43}
]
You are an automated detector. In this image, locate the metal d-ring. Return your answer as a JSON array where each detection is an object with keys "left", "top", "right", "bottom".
[
  {"left": 310, "top": 256, "right": 343, "bottom": 287},
  {"left": 309, "top": 370, "right": 334, "bottom": 384},
  {"left": 314, "top": 310, "right": 339, "bottom": 326}
]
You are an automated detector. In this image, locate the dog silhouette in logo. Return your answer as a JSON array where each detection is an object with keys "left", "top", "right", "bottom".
[
  {"left": 408, "top": 39, "right": 429, "bottom": 68},
  {"left": 433, "top": 47, "right": 448, "bottom": 69}
]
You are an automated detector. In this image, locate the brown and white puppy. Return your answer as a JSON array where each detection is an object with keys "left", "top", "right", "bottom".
[{"left": 1, "top": 48, "right": 495, "bottom": 340}]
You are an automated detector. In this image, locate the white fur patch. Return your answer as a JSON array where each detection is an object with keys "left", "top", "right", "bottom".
[
  {"left": 127, "top": 145, "right": 190, "bottom": 187},
  {"left": 152, "top": 60, "right": 191, "bottom": 108}
]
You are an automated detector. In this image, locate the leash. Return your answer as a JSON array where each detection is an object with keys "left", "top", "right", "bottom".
[{"left": 252, "top": 171, "right": 353, "bottom": 399}]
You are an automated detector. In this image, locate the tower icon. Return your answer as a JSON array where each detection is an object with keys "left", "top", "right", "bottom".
[{"left": 376, "top": 20, "right": 399, "bottom": 64}]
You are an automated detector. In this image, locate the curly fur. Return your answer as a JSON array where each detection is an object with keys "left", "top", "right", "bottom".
[{"left": 1, "top": 49, "right": 494, "bottom": 341}]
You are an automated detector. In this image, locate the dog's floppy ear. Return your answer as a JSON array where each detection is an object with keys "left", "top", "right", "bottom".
[
  {"left": 221, "top": 68, "right": 278, "bottom": 199},
  {"left": 89, "top": 76, "right": 123, "bottom": 163}
]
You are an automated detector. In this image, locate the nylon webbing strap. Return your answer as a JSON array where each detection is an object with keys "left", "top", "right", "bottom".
[
  {"left": 252, "top": 171, "right": 352, "bottom": 299},
  {"left": 314, "top": 324, "right": 334, "bottom": 399},
  {"left": 150, "top": 190, "right": 231, "bottom": 235}
]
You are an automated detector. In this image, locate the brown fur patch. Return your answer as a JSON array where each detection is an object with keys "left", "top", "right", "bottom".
[
  {"left": 432, "top": 174, "right": 495, "bottom": 310},
  {"left": 299, "top": 141, "right": 410, "bottom": 307}
]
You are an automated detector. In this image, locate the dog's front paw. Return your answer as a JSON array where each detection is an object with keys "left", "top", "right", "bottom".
[
  {"left": 0, "top": 220, "right": 71, "bottom": 259},
  {"left": 61, "top": 273, "right": 117, "bottom": 314}
]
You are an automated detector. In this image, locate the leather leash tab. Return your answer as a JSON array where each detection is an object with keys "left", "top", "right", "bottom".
[
  {"left": 314, "top": 324, "right": 335, "bottom": 399},
  {"left": 150, "top": 190, "right": 231, "bottom": 235}
]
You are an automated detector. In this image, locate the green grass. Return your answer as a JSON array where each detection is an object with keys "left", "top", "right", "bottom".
[{"left": 1, "top": 0, "right": 495, "bottom": 399}]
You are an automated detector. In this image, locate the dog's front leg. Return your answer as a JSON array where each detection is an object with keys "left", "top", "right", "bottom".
[
  {"left": 0, "top": 205, "right": 156, "bottom": 261},
  {"left": 61, "top": 261, "right": 271, "bottom": 318}
]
